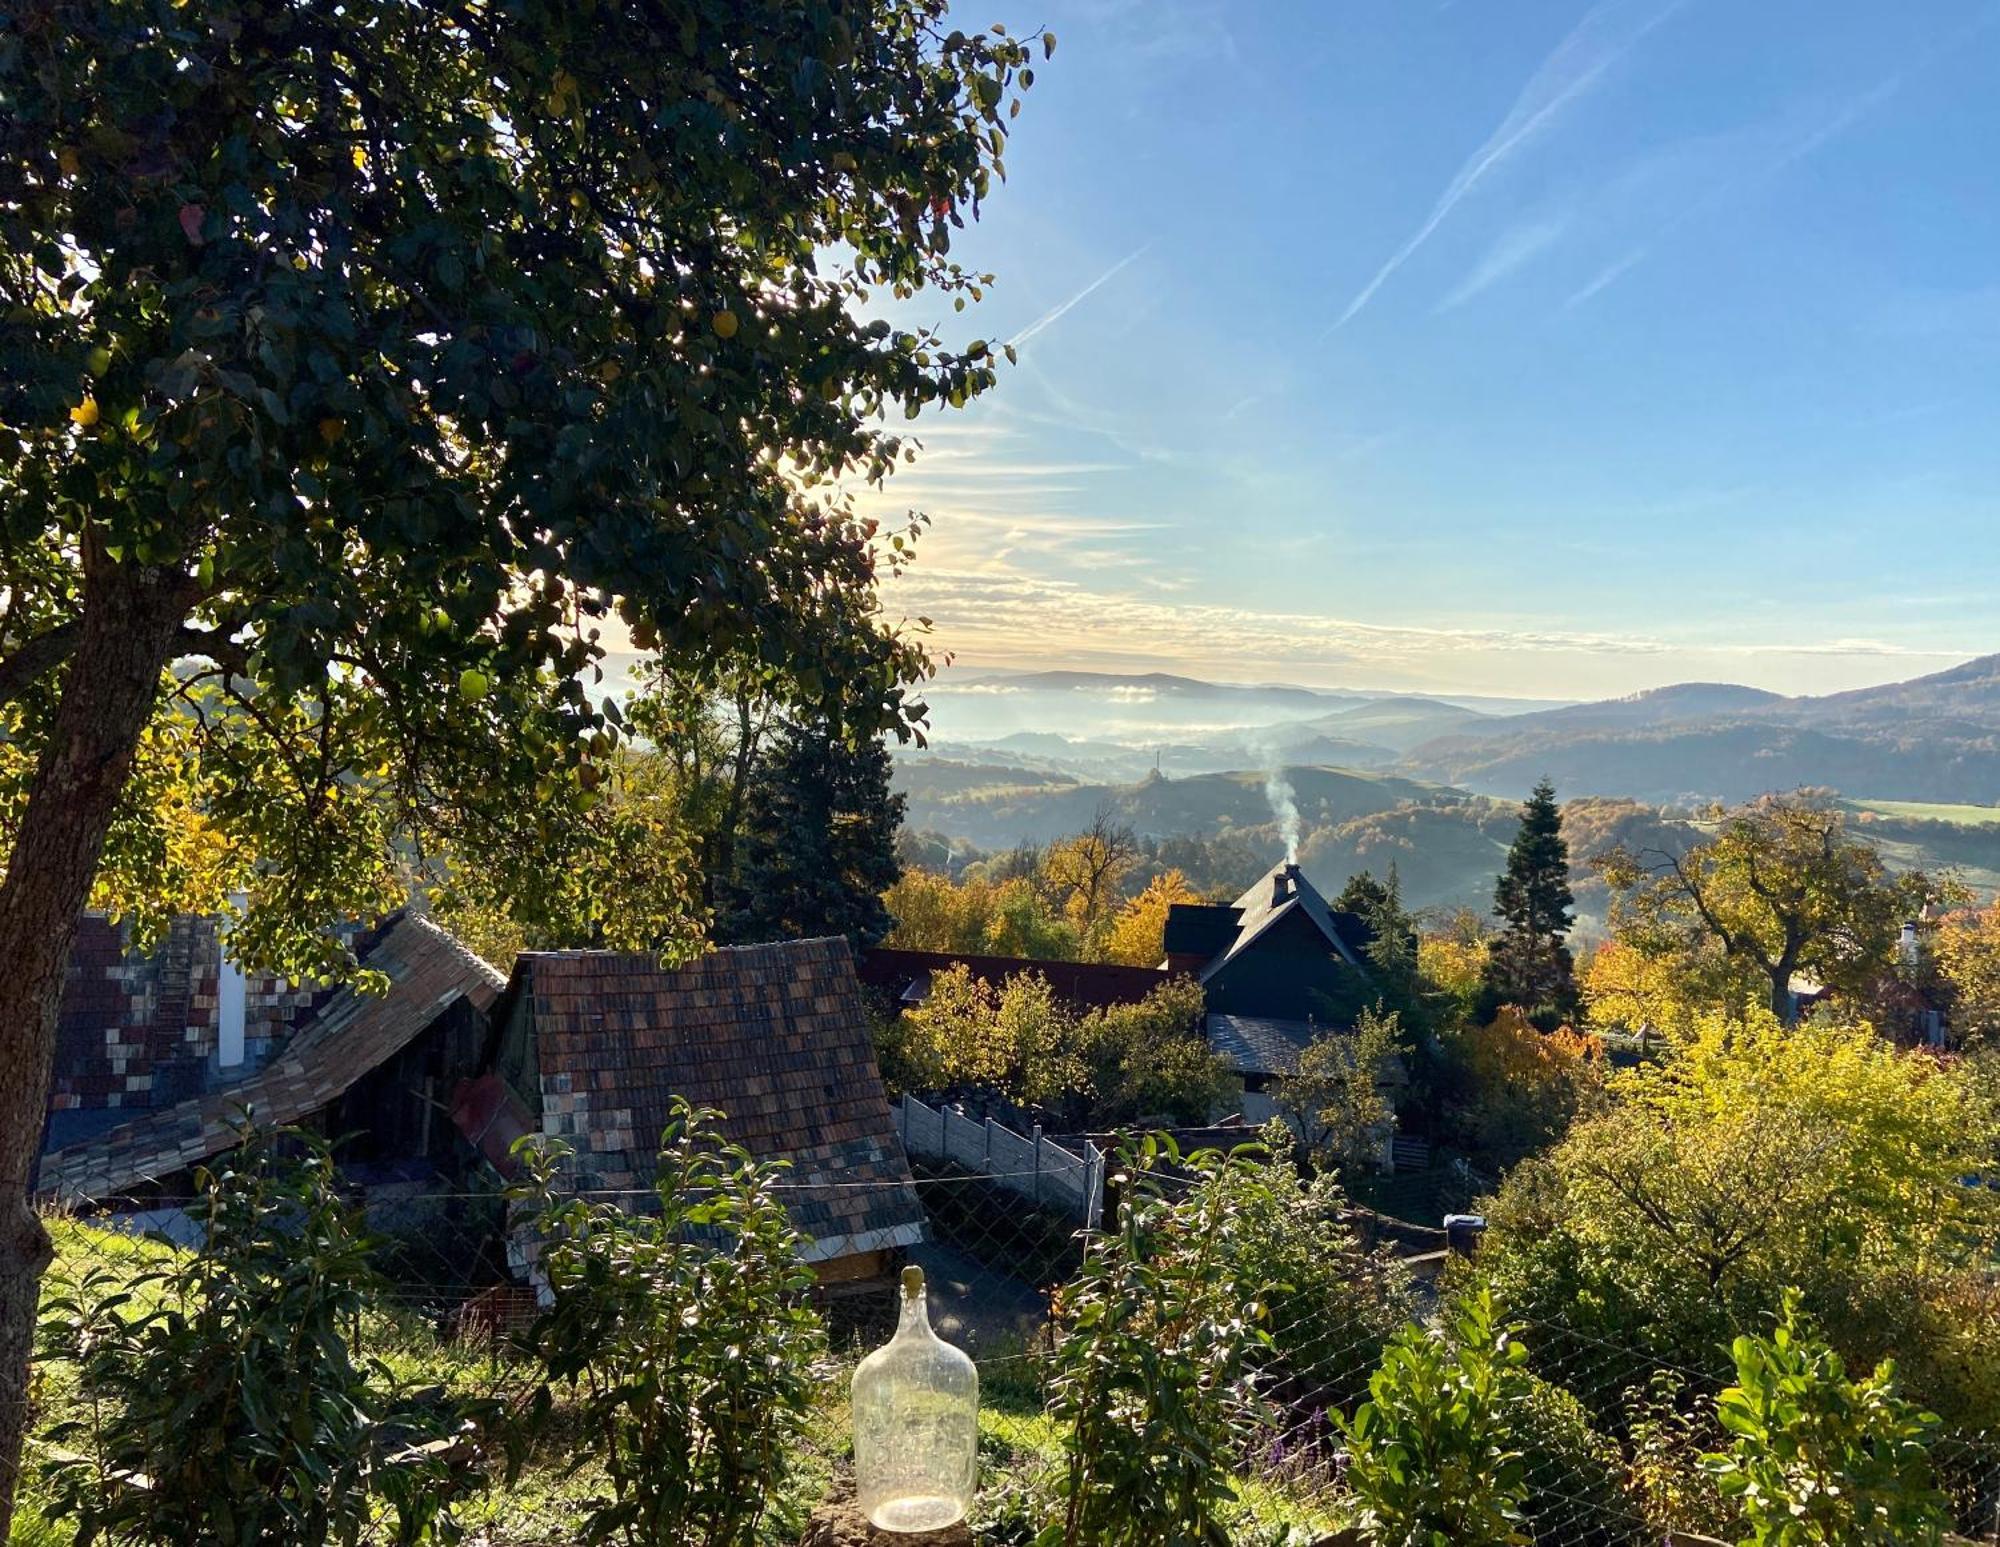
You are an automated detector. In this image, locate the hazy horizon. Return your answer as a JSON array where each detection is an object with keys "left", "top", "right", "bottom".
[{"left": 843, "top": 0, "right": 2000, "bottom": 704}]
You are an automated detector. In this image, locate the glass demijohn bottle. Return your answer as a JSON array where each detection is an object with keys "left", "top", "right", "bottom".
[{"left": 852, "top": 1264, "right": 979, "bottom": 1531}]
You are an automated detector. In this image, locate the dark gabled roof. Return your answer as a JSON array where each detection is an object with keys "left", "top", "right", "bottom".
[
  {"left": 856, "top": 947, "right": 1167, "bottom": 1012},
  {"left": 518, "top": 937, "right": 924, "bottom": 1263},
  {"left": 1162, "top": 904, "right": 1243, "bottom": 960},
  {"left": 1200, "top": 862, "right": 1369, "bottom": 983},
  {"left": 38, "top": 915, "right": 507, "bottom": 1203}
]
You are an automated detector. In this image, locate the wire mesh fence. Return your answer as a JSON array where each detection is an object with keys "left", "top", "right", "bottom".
[{"left": 19, "top": 1153, "right": 2000, "bottom": 1546}]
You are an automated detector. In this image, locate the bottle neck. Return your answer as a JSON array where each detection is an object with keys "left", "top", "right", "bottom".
[{"left": 897, "top": 1285, "right": 933, "bottom": 1338}]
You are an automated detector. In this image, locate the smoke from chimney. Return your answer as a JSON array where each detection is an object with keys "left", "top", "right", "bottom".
[{"left": 1259, "top": 749, "right": 1302, "bottom": 863}]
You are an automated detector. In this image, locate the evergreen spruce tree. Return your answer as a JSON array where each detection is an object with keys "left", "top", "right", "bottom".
[
  {"left": 719, "top": 715, "right": 905, "bottom": 950},
  {"left": 1479, "top": 779, "right": 1580, "bottom": 1027},
  {"left": 1334, "top": 865, "right": 1430, "bottom": 1033}
]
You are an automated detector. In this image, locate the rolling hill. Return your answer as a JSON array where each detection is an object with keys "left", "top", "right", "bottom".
[{"left": 1406, "top": 654, "right": 2000, "bottom": 806}]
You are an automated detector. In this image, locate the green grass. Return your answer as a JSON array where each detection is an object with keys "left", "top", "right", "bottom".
[{"left": 1846, "top": 797, "right": 2000, "bottom": 827}]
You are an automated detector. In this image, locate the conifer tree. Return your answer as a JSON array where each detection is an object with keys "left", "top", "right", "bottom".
[
  {"left": 719, "top": 716, "right": 905, "bottom": 951},
  {"left": 1480, "top": 780, "right": 1580, "bottom": 1027}
]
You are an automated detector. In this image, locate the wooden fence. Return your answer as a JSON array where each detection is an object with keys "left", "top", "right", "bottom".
[{"left": 898, "top": 1094, "right": 1105, "bottom": 1229}]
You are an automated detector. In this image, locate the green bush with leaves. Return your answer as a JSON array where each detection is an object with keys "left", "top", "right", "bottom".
[
  {"left": 1335, "top": 1289, "right": 1531, "bottom": 1547},
  {"left": 1512, "top": 1374, "right": 1648, "bottom": 1547},
  {"left": 37, "top": 1123, "right": 482, "bottom": 1545},
  {"left": 1037, "top": 1136, "right": 1273, "bottom": 1547},
  {"left": 511, "top": 1099, "right": 826, "bottom": 1547},
  {"left": 1702, "top": 1289, "right": 1948, "bottom": 1546},
  {"left": 1215, "top": 1132, "right": 1413, "bottom": 1417}
]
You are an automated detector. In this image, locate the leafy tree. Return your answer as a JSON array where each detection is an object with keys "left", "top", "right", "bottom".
[
  {"left": 1040, "top": 804, "right": 1139, "bottom": 953},
  {"left": 1418, "top": 907, "right": 1493, "bottom": 1032},
  {"left": 511, "top": 1101, "right": 825, "bottom": 1547},
  {"left": 1336, "top": 865, "right": 1433, "bottom": 1031},
  {"left": 1280, "top": 1006, "right": 1403, "bottom": 1176},
  {"left": 1102, "top": 867, "right": 1200, "bottom": 967},
  {"left": 718, "top": 709, "right": 904, "bottom": 949},
  {"left": 1480, "top": 780, "right": 1580, "bottom": 1026},
  {"left": 1216, "top": 1137, "right": 1414, "bottom": 1415},
  {"left": 882, "top": 867, "right": 994, "bottom": 952},
  {"left": 890, "top": 967, "right": 1221, "bottom": 1128},
  {"left": 1073, "top": 976, "right": 1226, "bottom": 1127},
  {"left": 1703, "top": 1290, "right": 1948, "bottom": 1546},
  {"left": 881, "top": 868, "right": 1082, "bottom": 959},
  {"left": 1443, "top": 1006, "right": 1605, "bottom": 1170},
  {"left": 1600, "top": 793, "right": 1957, "bottom": 1024},
  {"left": 1934, "top": 902, "right": 2000, "bottom": 1048},
  {"left": 0, "top": 0, "right": 1042, "bottom": 1515},
  {"left": 1470, "top": 1006, "right": 2000, "bottom": 1426},
  {"left": 1580, "top": 936, "right": 1718, "bottom": 1043},
  {"left": 38, "top": 1124, "right": 484, "bottom": 1544},
  {"left": 430, "top": 737, "right": 702, "bottom": 964}
]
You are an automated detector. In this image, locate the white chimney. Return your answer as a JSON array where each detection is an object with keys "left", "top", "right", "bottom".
[
  {"left": 1900, "top": 920, "right": 1920, "bottom": 968},
  {"left": 217, "top": 894, "right": 247, "bottom": 1069}
]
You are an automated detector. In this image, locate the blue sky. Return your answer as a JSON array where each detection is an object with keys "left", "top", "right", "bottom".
[{"left": 857, "top": 0, "right": 2000, "bottom": 700}]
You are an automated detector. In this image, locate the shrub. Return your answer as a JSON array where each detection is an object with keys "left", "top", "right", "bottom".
[
  {"left": 1702, "top": 1289, "right": 1949, "bottom": 1546},
  {"left": 1335, "top": 1289, "right": 1531, "bottom": 1547},
  {"left": 1625, "top": 1370, "right": 1740, "bottom": 1540},
  {"left": 1038, "top": 1136, "right": 1273, "bottom": 1547},
  {"left": 512, "top": 1099, "right": 826, "bottom": 1547},
  {"left": 38, "top": 1124, "right": 482, "bottom": 1545},
  {"left": 1215, "top": 1136, "right": 1412, "bottom": 1417},
  {"left": 1512, "top": 1375, "right": 1648, "bottom": 1547}
]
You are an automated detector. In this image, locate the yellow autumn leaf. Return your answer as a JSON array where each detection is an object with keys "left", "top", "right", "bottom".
[{"left": 70, "top": 396, "right": 99, "bottom": 427}]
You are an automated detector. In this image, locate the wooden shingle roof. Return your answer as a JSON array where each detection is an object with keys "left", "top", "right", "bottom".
[
  {"left": 37, "top": 915, "right": 506, "bottom": 1203},
  {"left": 519, "top": 936, "right": 924, "bottom": 1263}
]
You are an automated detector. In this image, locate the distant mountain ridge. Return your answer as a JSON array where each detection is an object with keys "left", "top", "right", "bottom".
[{"left": 1406, "top": 653, "right": 2000, "bottom": 805}]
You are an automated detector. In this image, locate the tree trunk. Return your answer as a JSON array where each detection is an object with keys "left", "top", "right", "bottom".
[{"left": 0, "top": 556, "right": 189, "bottom": 1536}]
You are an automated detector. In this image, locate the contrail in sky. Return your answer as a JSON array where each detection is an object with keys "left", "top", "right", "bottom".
[
  {"left": 1012, "top": 243, "right": 1151, "bottom": 346},
  {"left": 1327, "top": 0, "right": 1687, "bottom": 334}
]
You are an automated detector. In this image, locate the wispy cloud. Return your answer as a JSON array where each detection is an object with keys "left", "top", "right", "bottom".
[
  {"left": 1436, "top": 214, "right": 1573, "bottom": 311},
  {"left": 1328, "top": 0, "right": 1686, "bottom": 333},
  {"left": 1565, "top": 10, "right": 1993, "bottom": 309},
  {"left": 1011, "top": 244, "right": 1151, "bottom": 346},
  {"left": 884, "top": 565, "right": 1967, "bottom": 696}
]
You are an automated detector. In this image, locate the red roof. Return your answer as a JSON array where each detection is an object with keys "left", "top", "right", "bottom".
[{"left": 857, "top": 947, "right": 1168, "bottom": 1011}]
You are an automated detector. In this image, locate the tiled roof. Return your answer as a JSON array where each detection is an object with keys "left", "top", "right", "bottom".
[
  {"left": 1206, "top": 1012, "right": 1411, "bottom": 1085},
  {"left": 857, "top": 947, "right": 1166, "bottom": 1011},
  {"left": 38, "top": 915, "right": 507, "bottom": 1203},
  {"left": 1207, "top": 1013, "right": 1322, "bottom": 1077},
  {"left": 519, "top": 937, "right": 924, "bottom": 1263}
]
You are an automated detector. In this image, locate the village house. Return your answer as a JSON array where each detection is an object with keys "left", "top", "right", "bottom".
[
  {"left": 859, "top": 858, "right": 1391, "bottom": 1129},
  {"left": 38, "top": 916, "right": 922, "bottom": 1286}
]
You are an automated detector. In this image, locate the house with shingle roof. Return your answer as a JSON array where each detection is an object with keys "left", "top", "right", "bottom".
[
  {"left": 42, "top": 918, "right": 925, "bottom": 1288},
  {"left": 38, "top": 912, "right": 507, "bottom": 1203},
  {"left": 1162, "top": 860, "right": 1389, "bottom": 1122},
  {"left": 478, "top": 935, "right": 926, "bottom": 1284}
]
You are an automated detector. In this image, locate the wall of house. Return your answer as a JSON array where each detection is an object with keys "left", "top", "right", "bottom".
[
  {"left": 44, "top": 914, "right": 326, "bottom": 1148},
  {"left": 1202, "top": 909, "right": 1369, "bottom": 1022}
]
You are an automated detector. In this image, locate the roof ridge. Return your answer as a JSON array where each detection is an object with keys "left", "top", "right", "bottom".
[{"left": 405, "top": 912, "right": 510, "bottom": 992}]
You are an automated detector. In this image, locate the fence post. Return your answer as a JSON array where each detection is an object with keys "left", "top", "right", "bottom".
[
  {"left": 983, "top": 1116, "right": 992, "bottom": 1171},
  {"left": 1032, "top": 1124, "right": 1043, "bottom": 1204},
  {"left": 1084, "top": 1140, "right": 1104, "bottom": 1232}
]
